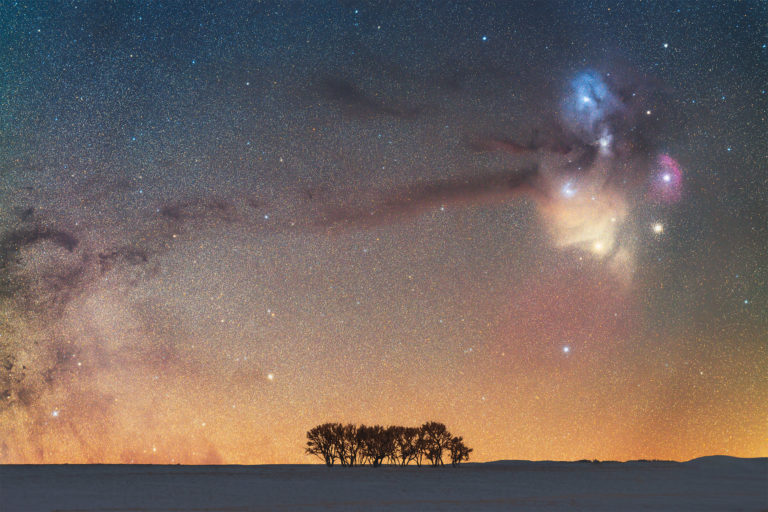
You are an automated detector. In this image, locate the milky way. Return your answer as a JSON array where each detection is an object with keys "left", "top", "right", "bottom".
[{"left": 0, "top": 2, "right": 766, "bottom": 463}]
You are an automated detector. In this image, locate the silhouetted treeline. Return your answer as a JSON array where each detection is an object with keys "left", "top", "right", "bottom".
[{"left": 305, "top": 422, "right": 472, "bottom": 467}]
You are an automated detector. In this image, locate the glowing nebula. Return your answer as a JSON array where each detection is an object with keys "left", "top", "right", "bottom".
[{"left": 651, "top": 154, "right": 684, "bottom": 203}]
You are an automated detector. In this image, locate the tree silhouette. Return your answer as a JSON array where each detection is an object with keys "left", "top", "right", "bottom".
[
  {"left": 390, "top": 426, "right": 421, "bottom": 466},
  {"left": 305, "top": 422, "right": 339, "bottom": 466},
  {"left": 305, "top": 421, "right": 471, "bottom": 468},
  {"left": 420, "top": 421, "right": 453, "bottom": 466},
  {"left": 385, "top": 426, "right": 404, "bottom": 465},
  {"left": 331, "top": 423, "right": 364, "bottom": 466},
  {"left": 448, "top": 436, "right": 473, "bottom": 466},
  {"left": 413, "top": 427, "right": 427, "bottom": 467},
  {"left": 359, "top": 425, "right": 393, "bottom": 467}
]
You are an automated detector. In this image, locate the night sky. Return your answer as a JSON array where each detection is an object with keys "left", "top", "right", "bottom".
[{"left": 1, "top": 1, "right": 766, "bottom": 464}]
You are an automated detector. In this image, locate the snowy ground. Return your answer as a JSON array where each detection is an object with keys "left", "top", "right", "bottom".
[{"left": 1, "top": 456, "right": 766, "bottom": 511}]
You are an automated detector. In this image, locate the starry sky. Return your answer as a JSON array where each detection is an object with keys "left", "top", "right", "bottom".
[{"left": 1, "top": 1, "right": 766, "bottom": 464}]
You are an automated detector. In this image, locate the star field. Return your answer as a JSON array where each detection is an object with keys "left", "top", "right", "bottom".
[{"left": 0, "top": 1, "right": 765, "bottom": 463}]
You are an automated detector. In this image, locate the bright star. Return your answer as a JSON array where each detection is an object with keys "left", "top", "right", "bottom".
[
  {"left": 51, "top": 409, "right": 60, "bottom": 418},
  {"left": 563, "top": 346, "right": 570, "bottom": 354},
  {"left": 652, "top": 223, "right": 664, "bottom": 234},
  {"left": 662, "top": 173, "right": 672, "bottom": 183},
  {"left": 267, "top": 373, "right": 275, "bottom": 381}
]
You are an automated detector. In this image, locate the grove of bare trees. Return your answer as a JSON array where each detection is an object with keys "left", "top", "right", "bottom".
[{"left": 305, "top": 421, "right": 472, "bottom": 467}]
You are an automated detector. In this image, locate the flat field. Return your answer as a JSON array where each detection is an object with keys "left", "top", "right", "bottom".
[{"left": 1, "top": 456, "right": 765, "bottom": 511}]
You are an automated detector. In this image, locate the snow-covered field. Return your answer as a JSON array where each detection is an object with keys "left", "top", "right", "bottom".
[{"left": 1, "top": 456, "right": 766, "bottom": 511}]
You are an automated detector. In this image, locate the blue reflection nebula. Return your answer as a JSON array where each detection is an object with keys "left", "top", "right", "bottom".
[{"left": 561, "top": 70, "right": 620, "bottom": 145}]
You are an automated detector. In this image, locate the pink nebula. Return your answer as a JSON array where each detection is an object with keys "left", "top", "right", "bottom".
[{"left": 650, "top": 154, "right": 683, "bottom": 203}]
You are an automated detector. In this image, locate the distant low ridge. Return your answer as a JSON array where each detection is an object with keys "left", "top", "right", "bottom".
[{"left": 486, "top": 455, "right": 766, "bottom": 464}]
